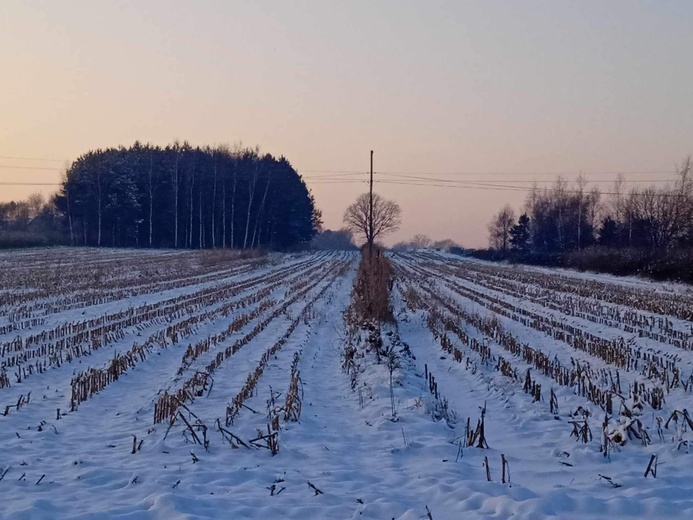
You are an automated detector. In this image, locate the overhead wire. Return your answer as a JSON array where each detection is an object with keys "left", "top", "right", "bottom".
[
  {"left": 0, "top": 162, "right": 682, "bottom": 197},
  {"left": 0, "top": 165, "right": 65, "bottom": 171},
  {"left": 371, "top": 179, "right": 687, "bottom": 197},
  {"left": 375, "top": 171, "right": 673, "bottom": 185},
  {"left": 0, "top": 182, "right": 61, "bottom": 186},
  {"left": 300, "top": 169, "right": 677, "bottom": 177},
  {"left": 0, "top": 156, "right": 66, "bottom": 162},
  {"left": 375, "top": 179, "right": 531, "bottom": 192}
]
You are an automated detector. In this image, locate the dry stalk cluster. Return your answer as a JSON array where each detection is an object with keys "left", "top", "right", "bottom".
[
  {"left": 162, "top": 401, "right": 209, "bottom": 450},
  {"left": 415, "top": 252, "right": 692, "bottom": 322},
  {"left": 74, "top": 287, "right": 273, "bottom": 412},
  {"left": 341, "top": 342, "right": 359, "bottom": 390},
  {"left": 0, "top": 249, "right": 267, "bottom": 324},
  {"left": 3, "top": 392, "right": 30, "bottom": 416},
  {"left": 435, "top": 259, "right": 692, "bottom": 349},
  {"left": 2, "top": 257, "right": 323, "bottom": 388},
  {"left": 481, "top": 454, "right": 510, "bottom": 484},
  {"left": 422, "top": 364, "right": 456, "bottom": 424},
  {"left": 1, "top": 254, "right": 290, "bottom": 356},
  {"left": 419, "top": 262, "right": 682, "bottom": 387},
  {"left": 0, "top": 317, "right": 48, "bottom": 337},
  {"left": 156, "top": 261, "right": 348, "bottom": 425},
  {"left": 395, "top": 256, "right": 693, "bottom": 456},
  {"left": 283, "top": 351, "right": 303, "bottom": 422},
  {"left": 73, "top": 259, "right": 343, "bottom": 414},
  {"left": 220, "top": 275, "right": 341, "bottom": 455},
  {"left": 569, "top": 408, "right": 592, "bottom": 444},
  {"left": 0, "top": 369, "right": 9, "bottom": 389},
  {"left": 225, "top": 278, "right": 336, "bottom": 427},
  {"left": 177, "top": 299, "right": 276, "bottom": 374},
  {"left": 406, "top": 277, "right": 669, "bottom": 413},
  {"left": 660, "top": 408, "right": 693, "bottom": 449},
  {"left": 249, "top": 425, "right": 279, "bottom": 455},
  {"left": 351, "top": 246, "right": 394, "bottom": 324},
  {"left": 71, "top": 343, "right": 152, "bottom": 411},
  {"left": 463, "top": 404, "right": 489, "bottom": 449},
  {"left": 442, "top": 273, "right": 681, "bottom": 386}
]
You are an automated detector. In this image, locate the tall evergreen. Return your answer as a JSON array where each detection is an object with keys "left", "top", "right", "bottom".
[
  {"left": 510, "top": 213, "right": 531, "bottom": 253},
  {"left": 53, "top": 142, "right": 319, "bottom": 249}
]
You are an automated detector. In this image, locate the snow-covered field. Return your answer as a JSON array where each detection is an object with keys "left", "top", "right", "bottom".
[{"left": 1, "top": 248, "right": 692, "bottom": 519}]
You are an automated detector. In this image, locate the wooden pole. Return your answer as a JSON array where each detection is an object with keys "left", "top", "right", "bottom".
[{"left": 368, "top": 150, "right": 374, "bottom": 253}]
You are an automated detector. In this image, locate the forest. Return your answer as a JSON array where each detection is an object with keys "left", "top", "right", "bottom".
[
  {"left": 483, "top": 157, "right": 693, "bottom": 281},
  {"left": 0, "top": 142, "right": 321, "bottom": 250}
]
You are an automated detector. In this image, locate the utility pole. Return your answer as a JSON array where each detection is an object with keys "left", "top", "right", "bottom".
[{"left": 368, "top": 150, "right": 374, "bottom": 251}]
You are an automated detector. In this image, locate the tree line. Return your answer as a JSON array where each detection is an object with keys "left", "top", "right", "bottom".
[
  {"left": 483, "top": 157, "right": 693, "bottom": 281},
  {"left": 0, "top": 142, "right": 323, "bottom": 250},
  {"left": 310, "top": 228, "right": 358, "bottom": 250},
  {"left": 392, "top": 234, "right": 460, "bottom": 251}
]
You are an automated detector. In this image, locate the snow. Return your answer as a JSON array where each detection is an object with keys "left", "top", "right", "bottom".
[{"left": 1, "top": 249, "right": 692, "bottom": 519}]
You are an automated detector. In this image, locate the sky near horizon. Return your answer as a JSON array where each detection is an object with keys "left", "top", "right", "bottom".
[{"left": 2, "top": 1, "right": 692, "bottom": 247}]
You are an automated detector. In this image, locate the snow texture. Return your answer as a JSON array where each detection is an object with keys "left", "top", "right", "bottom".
[{"left": 0, "top": 248, "right": 691, "bottom": 519}]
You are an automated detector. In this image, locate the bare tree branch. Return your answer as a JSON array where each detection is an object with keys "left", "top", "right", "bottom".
[{"left": 343, "top": 193, "right": 402, "bottom": 245}]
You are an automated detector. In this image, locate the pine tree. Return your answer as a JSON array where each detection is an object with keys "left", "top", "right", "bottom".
[{"left": 510, "top": 213, "right": 531, "bottom": 253}]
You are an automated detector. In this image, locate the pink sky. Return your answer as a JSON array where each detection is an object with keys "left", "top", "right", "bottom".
[{"left": 2, "top": 1, "right": 692, "bottom": 247}]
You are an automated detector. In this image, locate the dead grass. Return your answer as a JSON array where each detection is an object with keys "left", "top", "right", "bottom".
[{"left": 352, "top": 245, "right": 394, "bottom": 323}]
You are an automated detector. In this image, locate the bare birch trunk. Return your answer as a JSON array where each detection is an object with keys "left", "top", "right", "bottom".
[
  {"left": 212, "top": 153, "right": 217, "bottom": 248},
  {"left": 148, "top": 153, "right": 154, "bottom": 247},
  {"left": 243, "top": 166, "right": 258, "bottom": 249},
  {"left": 222, "top": 179, "right": 226, "bottom": 248},
  {"left": 231, "top": 167, "right": 236, "bottom": 248},
  {"left": 252, "top": 173, "right": 271, "bottom": 248}
]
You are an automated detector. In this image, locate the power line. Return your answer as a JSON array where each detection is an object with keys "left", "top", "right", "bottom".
[
  {"left": 299, "top": 171, "right": 365, "bottom": 176},
  {"left": 300, "top": 169, "right": 677, "bottom": 177},
  {"left": 376, "top": 179, "right": 530, "bottom": 192},
  {"left": 0, "top": 155, "right": 66, "bottom": 162},
  {"left": 374, "top": 179, "right": 688, "bottom": 197},
  {"left": 0, "top": 165, "right": 64, "bottom": 171},
  {"left": 303, "top": 176, "right": 675, "bottom": 187},
  {"left": 0, "top": 164, "right": 679, "bottom": 177},
  {"left": 305, "top": 180, "right": 366, "bottom": 185},
  {"left": 301, "top": 172, "right": 362, "bottom": 179},
  {"left": 298, "top": 170, "right": 368, "bottom": 177},
  {"left": 502, "top": 179, "right": 672, "bottom": 184},
  {"left": 0, "top": 182, "right": 61, "bottom": 186},
  {"left": 368, "top": 151, "right": 374, "bottom": 248},
  {"left": 300, "top": 172, "right": 366, "bottom": 182},
  {"left": 377, "top": 172, "right": 674, "bottom": 185},
  {"left": 382, "top": 170, "right": 676, "bottom": 176}
]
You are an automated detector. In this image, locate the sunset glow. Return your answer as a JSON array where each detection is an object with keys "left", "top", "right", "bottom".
[{"left": 2, "top": 1, "right": 692, "bottom": 246}]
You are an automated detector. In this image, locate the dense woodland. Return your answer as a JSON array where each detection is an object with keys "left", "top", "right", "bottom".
[
  {"left": 482, "top": 157, "right": 693, "bottom": 281},
  {"left": 1, "top": 142, "right": 322, "bottom": 250}
]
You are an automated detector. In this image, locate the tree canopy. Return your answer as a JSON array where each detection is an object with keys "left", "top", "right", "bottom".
[
  {"left": 54, "top": 142, "right": 321, "bottom": 249},
  {"left": 485, "top": 157, "right": 693, "bottom": 255},
  {"left": 343, "top": 192, "right": 401, "bottom": 246},
  {"left": 487, "top": 204, "right": 516, "bottom": 251}
]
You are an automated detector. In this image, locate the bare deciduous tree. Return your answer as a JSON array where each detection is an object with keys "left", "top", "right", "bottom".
[
  {"left": 433, "top": 238, "right": 459, "bottom": 249},
  {"left": 27, "top": 193, "right": 45, "bottom": 219},
  {"left": 488, "top": 204, "right": 516, "bottom": 251},
  {"left": 410, "top": 233, "right": 432, "bottom": 248},
  {"left": 343, "top": 193, "right": 401, "bottom": 245},
  {"left": 391, "top": 234, "right": 445, "bottom": 251}
]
